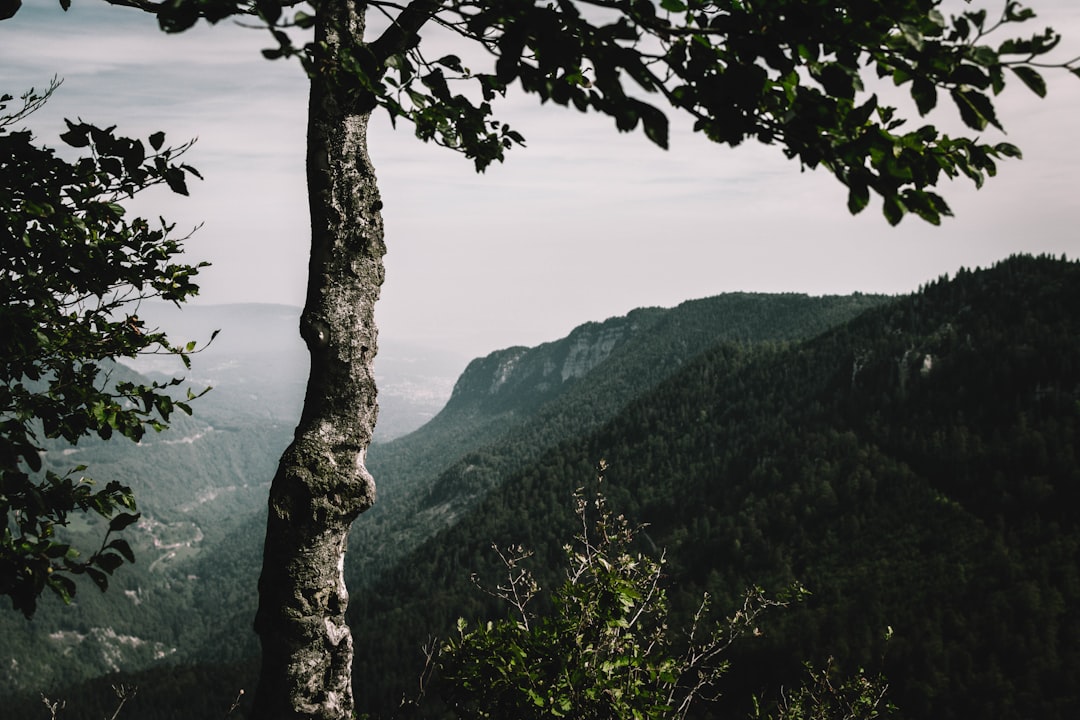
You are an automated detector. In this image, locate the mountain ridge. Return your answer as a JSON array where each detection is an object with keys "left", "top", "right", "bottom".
[
  {"left": 347, "top": 254, "right": 1080, "bottom": 719},
  {"left": 13, "top": 258, "right": 1074, "bottom": 720}
]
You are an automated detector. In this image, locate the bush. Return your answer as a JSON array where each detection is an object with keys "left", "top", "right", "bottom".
[{"left": 416, "top": 461, "right": 892, "bottom": 720}]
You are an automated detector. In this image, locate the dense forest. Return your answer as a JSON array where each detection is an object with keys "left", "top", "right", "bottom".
[
  {"left": 4, "top": 255, "right": 1078, "bottom": 719},
  {"left": 349, "top": 254, "right": 1080, "bottom": 719}
]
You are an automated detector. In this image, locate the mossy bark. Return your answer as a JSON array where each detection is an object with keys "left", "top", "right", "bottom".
[{"left": 252, "top": 3, "right": 384, "bottom": 718}]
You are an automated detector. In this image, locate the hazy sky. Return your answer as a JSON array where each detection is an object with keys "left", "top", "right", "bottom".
[{"left": 3, "top": 1, "right": 1079, "bottom": 359}]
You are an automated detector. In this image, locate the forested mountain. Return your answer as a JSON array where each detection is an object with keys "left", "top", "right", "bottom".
[
  {"left": 347, "top": 254, "right": 1080, "bottom": 719},
  {"left": 152, "top": 292, "right": 887, "bottom": 675},
  {"left": 7, "top": 256, "right": 1079, "bottom": 720},
  {"left": 2, "top": 291, "right": 884, "bottom": 713},
  {"left": 353, "top": 292, "right": 887, "bottom": 588}
]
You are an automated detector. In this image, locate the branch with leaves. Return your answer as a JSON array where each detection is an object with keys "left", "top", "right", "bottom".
[
  {"left": 1, "top": 80, "right": 209, "bottom": 617},
  {"left": 77, "top": 0, "right": 1079, "bottom": 224},
  {"left": 415, "top": 463, "right": 850, "bottom": 720}
]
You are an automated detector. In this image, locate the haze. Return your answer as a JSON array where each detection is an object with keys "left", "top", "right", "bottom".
[{"left": 2, "top": 1, "right": 1078, "bottom": 358}]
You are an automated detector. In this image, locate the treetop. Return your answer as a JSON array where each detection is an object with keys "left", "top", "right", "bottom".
[{"left": 34, "top": 0, "right": 1072, "bottom": 225}]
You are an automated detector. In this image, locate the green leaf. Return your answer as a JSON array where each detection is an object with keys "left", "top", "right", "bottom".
[
  {"left": 106, "top": 538, "right": 136, "bottom": 563},
  {"left": 59, "top": 120, "right": 90, "bottom": 148},
  {"left": 95, "top": 551, "right": 124, "bottom": 574},
  {"left": 911, "top": 78, "right": 937, "bottom": 115},
  {"left": 882, "top": 195, "right": 905, "bottom": 226},
  {"left": 164, "top": 166, "right": 190, "bottom": 195},
  {"left": 293, "top": 10, "right": 316, "bottom": 29},
  {"left": 847, "top": 181, "right": 870, "bottom": 215},
  {"left": 638, "top": 102, "right": 669, "bottom": 149},
  {"left": 109, "top": 512, "right": 141, "bottom": 533},
  {"left": 898, "top": 23, "right": 924, "bottom": 51},
  {"left": 48, "top": 574, "right": 77, "bottom": 604},
  {"left": 950, "top": 88, "right": 1001, "bottom": 131},
  {"left": 1010, "top": 65, "right": 1047, "bottom": 97},
  {"left": 968, "top": 45, "right": 999, "bottom": 68},
  {"left": 44, "top": 542, "right": 71, "bottom": 559},
  {"left": 994, "top": 142, "right": 1022, "bottom": 158},
  {"left": 255, "top": 0, "right": 282, "bottom": 25},
  {"left": 903, "top": 190, "right": 942, "bottom": 225},
  {"left": 85, "top": 566, "right": 109, "bottom": 592},
  {"left": 436, "top": 55, "right": 464, "bottom": 73}
]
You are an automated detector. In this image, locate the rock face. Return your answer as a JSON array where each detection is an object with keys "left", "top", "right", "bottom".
[{"left": 445, "top": 309, "right": 658, "bottom": 412}]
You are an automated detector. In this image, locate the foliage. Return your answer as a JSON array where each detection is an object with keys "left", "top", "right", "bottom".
[
  {"left": 754, "top": 654, "right": 893, "bottom": 720},
  {"left": 422, "top": 463, "right": 888, "bottom": 720},
  {"left": 82, "top": 0, "right": 1079, "bottom": 225},
  {"left": 0, "top": 81, "right": 207, "bottom": 617}
]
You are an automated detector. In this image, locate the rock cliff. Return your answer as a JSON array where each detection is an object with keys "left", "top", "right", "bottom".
[{"left": 444, "top": 307, "right": 663, "bottom": 413}]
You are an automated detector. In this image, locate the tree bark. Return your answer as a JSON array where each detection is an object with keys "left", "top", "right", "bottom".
[{"left": 252, "top": 3, "right": 383, "bottom": 718}]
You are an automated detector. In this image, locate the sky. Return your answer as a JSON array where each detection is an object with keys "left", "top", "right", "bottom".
[{"left": 2, "top": 1, "right": 1079, "bottom": 360}]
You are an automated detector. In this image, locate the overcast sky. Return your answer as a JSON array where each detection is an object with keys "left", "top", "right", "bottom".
[{"left": 3, "top": 1, "right": 1079, "bottom": 359}]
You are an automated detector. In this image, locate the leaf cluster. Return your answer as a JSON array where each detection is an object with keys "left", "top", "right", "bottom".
[
  {"left": 79, "top": 0, "right": 1080, "bottom": 222},
  {"left": 424, "top": 464, "right": 839, "bottom": 720},
  {"left": 1, "top": 81, "right": 209, "bottom": 617}
]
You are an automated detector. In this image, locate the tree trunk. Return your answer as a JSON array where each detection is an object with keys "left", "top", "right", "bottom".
[{"left": 252, "top": 3, "right": 383, "bottom": 718}]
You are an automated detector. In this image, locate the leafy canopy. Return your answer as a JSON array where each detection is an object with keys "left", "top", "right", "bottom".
[
  {"left": 0, "top": 81, "right": 207, "bottom": 617},
  {"left": 83, "top": 0, "right": 1079, "bottom": 225}
]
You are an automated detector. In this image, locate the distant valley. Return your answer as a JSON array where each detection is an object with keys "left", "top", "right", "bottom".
[{"left": 121, "top": 302, "right": 468, "bottom": 441}]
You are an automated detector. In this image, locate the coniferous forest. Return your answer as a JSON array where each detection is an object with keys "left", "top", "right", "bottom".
[{"left": 4, "top": 254, "right": 1079, "bottom": 720}]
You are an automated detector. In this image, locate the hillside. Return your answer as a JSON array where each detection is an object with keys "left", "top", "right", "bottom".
[
  {"left": 346, "top": 254, "right": 1080, "bottom": 719},
  {"left": 1, "top": 292, "right": 886, "bottom": 711},
  {"left": 165, "top": 292, "right": 889, "bottom": 670},
  {"left": 12, "top": 256, "right": 1080, "bottom": 720},
  {"left": 352, "top": 292, "right": 888, "bottom": 587}
]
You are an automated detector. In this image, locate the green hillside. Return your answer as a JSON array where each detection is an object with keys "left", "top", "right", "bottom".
[
  {"left": 352, "top": 292, "right": 888, "bottom": 589},
  {"left": 161, "top": 292, "right": 887, "bottom": 674},
  {"left": 2, "top": 291, "right": 887, "bottom": 717},
  {"left": 347, "top": 254, "right": 1080, "bottom": 719},
  {"left": 9, "top": 256, "right": 1079, "bottom": 719}
]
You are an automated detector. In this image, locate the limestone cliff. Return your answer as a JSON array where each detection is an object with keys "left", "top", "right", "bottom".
[{"left": 444, "top": 307, "right": 663, "bottom": 413}]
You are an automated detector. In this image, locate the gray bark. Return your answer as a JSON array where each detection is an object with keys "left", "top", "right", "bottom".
[{"left": 252, "top": 3, "right": 384, "bottom": 718}]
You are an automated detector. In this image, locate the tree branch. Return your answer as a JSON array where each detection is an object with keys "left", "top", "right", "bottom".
[{"left": 368, "top": 0, "right": 444, "bottom": 64}]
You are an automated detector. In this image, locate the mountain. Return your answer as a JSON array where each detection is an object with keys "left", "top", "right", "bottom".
[
  {"left": 352, "top": 292, "right": 889, "bottom": 586},
  {"left": 15, "top": 257, "right": 1080, "bottom": 720},
  {"left": 1, "top": 291, "right": 886, "bottom": 707},
  {"left": 135, "top": 291, "right": 891, "bottom": 678},
  {"left": 345, "top": 254, "right": 1080, "bottom": 719}
]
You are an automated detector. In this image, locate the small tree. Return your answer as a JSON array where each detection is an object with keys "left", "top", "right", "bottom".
[
  {"left": 427, "top": 463, "right": 890, "bottom": 720},
  {"left": 0, "top": 81, "right": 207, "bottom": 617}
]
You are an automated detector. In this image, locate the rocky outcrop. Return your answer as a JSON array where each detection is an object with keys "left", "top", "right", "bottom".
[{"left": 444, "top": 309, "right": 661, "bottom": 412}]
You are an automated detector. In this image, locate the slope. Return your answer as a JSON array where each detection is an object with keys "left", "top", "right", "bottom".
[
  {"left": 348, "top": 254, "right": 1080, "bottom": 720},
  {"left": 2, "top": 291, "right": 889, "bottom": 715}
]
